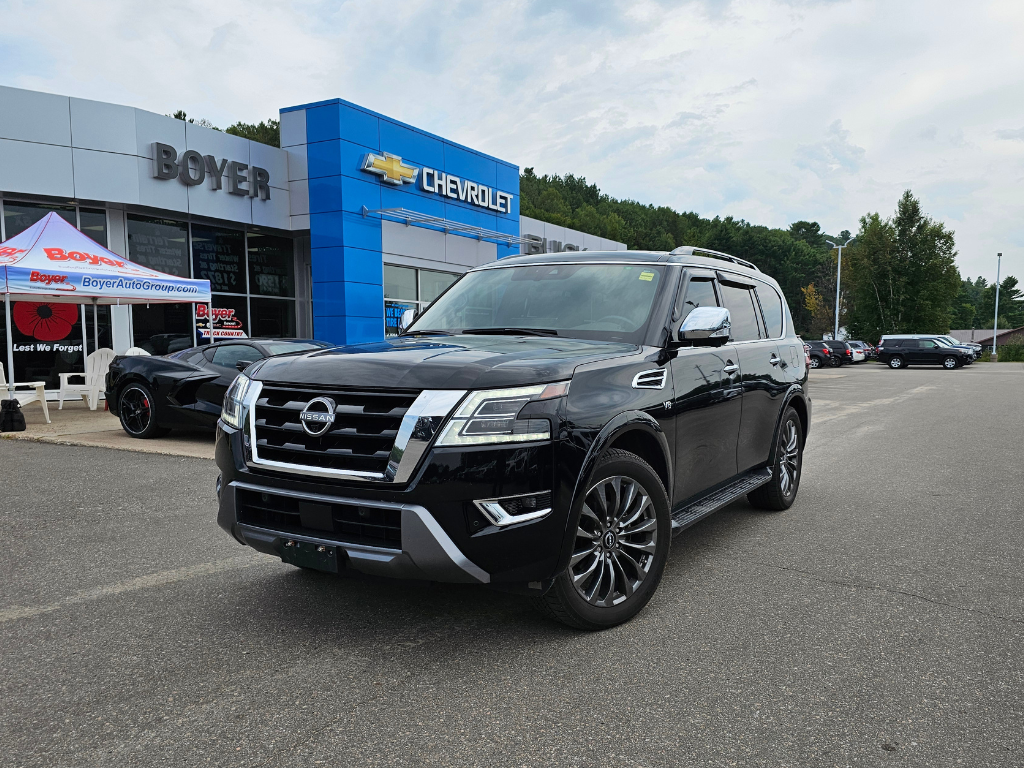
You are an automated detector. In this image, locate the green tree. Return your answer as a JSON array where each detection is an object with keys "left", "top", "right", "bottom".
[
  {"left": 167, "top": 110, "right": 281, "bottom": 147},
  {"left": 977, "top": 275, "right": 1024, "bottom": 330},
  {"left": 844, "top": 191, "right": 960, "bottom": 341},
  {"left": 225, "top": 119, "right": 280, "bottom": 148}
]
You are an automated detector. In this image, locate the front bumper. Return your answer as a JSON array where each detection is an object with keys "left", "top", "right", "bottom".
[
  {"left": 220, "top": 479, "right": 490, "bottom": 583},
  {"left": 215, "top": 411, "right": 571, "bottom": 586}
]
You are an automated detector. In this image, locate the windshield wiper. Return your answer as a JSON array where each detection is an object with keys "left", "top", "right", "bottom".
[
  {"left": 461, "top": 327, "right": 559, "bottom": 337},
  {"left": 399, "top": 329, "right": 454, "bottom": 337}
]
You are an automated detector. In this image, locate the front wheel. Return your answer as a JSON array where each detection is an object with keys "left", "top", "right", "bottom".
[
  {"left": 888, "top": 356, "right": 905, "bottom": 369},
  {"left": 748, "top": 407, "right": 804, "bottom": 511},
  {"left": 942, "top": 356, "right": 959, "bottom": 369},
  {"left": 535, "top": 449, "right": 671, "bottom": 630},
  {"left": 118, "top": 383, "right": 170, "bottom": 439}
]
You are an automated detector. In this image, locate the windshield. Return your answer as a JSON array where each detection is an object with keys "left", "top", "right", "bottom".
[
  {"left": 408, "top": 264, "right": 666, "bottom": 343},
  {"left": 260, "top": 341, "right": 329, "bottom": 355}
]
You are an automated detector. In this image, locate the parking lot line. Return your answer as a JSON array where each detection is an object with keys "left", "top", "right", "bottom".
[{"left": 0, "top": 554, "right": 266, "bottom": 624}]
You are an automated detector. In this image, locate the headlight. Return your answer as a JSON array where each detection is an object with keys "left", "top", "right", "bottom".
[
  {"left": 221, "top": 374, "right": 253, "bottom": 430},
  {"left": 436, "top": 382, "right": 568, "bottom": 446}
]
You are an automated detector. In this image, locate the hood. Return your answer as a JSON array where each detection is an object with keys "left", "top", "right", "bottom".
[{"left": 254, "top": 334, "right": 640, "bottom": 390}]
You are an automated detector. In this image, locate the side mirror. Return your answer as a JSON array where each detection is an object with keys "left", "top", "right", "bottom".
[
  {"left": 236, "top": 359, "right": 255, "bottom": 372},
  {"left": 399, "top": 308, "right": 416, "bottom": 332},
  {"left": 677, "top": 307, "right": 731, "bottom": 347}
]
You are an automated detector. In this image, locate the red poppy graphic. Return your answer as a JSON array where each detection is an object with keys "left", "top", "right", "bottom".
[{"left": 13, "top": 302, "right": 79, "bottom": 341}]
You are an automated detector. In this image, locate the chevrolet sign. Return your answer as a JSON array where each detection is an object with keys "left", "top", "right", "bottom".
[{"left": 361, "top": 152, "right": 514, "bottom": 215}]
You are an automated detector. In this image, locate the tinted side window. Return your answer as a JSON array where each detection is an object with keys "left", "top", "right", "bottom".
[
  {"left": 755, "top": 284, "right": 784, "bottom": 338},
  {"left": 679, "top": 278, "right": 718, "bottom": 322},
  {"left": 920, "top": 339, "right": 938, "bottom": 349},
  {"left": 884, "top": 339, "right": 902, "bottom": 347},
  {"left": 211, "top": 344, "right": 257, "bottom": 368},
  {"left": 719, "top": 283, "right": 761, "bottom": 342}
]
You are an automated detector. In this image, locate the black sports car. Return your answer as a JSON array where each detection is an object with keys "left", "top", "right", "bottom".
[{"left": 105, "top": 338, "right": 333, "bottom": 438}]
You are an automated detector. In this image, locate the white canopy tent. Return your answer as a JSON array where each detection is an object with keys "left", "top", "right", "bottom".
[{"left": 1, "top": 212, "right": 212, "bottom": 397}]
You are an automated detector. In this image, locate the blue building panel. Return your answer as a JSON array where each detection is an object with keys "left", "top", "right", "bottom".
[
  {"left": 496, "top": 162, "right": 519, "bottom": 194},
  {"left": 310, "top": 246, "right": 383, "bottom": 286},
  {"left": 379, "top": 120, "right": 445, "bottom": 169},
  {"left": 337, "top": 103, "right": 381, "bottom": 151},
  {"left": 340, "top": 175, "right": 382, "bottom": 214},
  {"left": 309, "top": 211, "right": 346, "bottom": 249},
  {"left": 286, "top": 96, "right": 521, "bottom": 346},
  {"left": 308, "top": 175, "right": 343, "bottom": 214},
  {"left": 443, "top": 143, "right": 497, "bottom": 189},
  {"left": 306, "top": 139, "right": 342, "bottom": 179}
]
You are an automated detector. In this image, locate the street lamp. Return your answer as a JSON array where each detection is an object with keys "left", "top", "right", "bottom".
[
  {"left": 991, "top": 252, "right": 1002, "bottom": 362},
  {"left": 825, "top": 235, "right": 855, "bottom": 340}
]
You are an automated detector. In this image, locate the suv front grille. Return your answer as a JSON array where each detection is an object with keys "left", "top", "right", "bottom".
[
  {"left": 236, "top": 488, "right": 402, "bottom": 549},
  {"left": 252, "top": 385, "right": 419, "bottom": 475}
]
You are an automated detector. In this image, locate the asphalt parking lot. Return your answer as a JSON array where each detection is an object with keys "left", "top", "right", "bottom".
[{"left": 2, "top": 362, "right": 1023, "bottom": 767}]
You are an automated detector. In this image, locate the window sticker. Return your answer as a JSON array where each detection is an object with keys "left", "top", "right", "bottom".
[{"left": 639, "top": 271, "right": 655, "bottom": 282}]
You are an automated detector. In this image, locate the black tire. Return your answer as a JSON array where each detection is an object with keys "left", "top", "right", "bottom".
[
  {"left": 748, "top": 406, "right": 803, "bottom": 511},
  {"left": 942, "top": 356, "right": 959, "bottom": 370},
  {"left": 809, "top": 356, "right": 821, "bottom": 369},
  {"left": 117, "top": 382, "right": 170, "bottom": 439},
  {"left": 830, "top": 356, "right": 841, "bottom": 367},
  {"left": 535, "top": 449, "right": 671, "bottom": 630},
  {"left": 888, "top": 355, "right": 905, "bottom": 369}
]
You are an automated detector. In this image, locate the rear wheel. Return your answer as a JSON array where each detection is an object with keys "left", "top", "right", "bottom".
[
  {"left": 118, "top": 383, "right": 170, "bottom": 439},
  {"left": 888, "top": 356, "right": 905, "bottom": 369},
  {"left": 748, "top": 407, "right": 803, "bottom": 511},
  {"left": 535, "top": 449, "right": 671, "bottom": 630},
  {"left": 809, "top": 356, "right": 821, "bottom": 369},
  {"left": 942, "top": 356, "right": 959, "bottom": 369}
]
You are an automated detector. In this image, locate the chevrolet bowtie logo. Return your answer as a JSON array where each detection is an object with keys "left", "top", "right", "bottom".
[{"left": 362, "top": 152, "right": 419, "bottom": 186}]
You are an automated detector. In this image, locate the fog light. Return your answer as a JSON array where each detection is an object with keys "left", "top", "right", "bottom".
[{"left": 474, "top": 491, "right": 553, "bottom": 527}]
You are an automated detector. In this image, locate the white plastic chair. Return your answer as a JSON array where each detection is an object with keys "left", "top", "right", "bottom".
[
  {"left": 58, "top": 347, "right": 116, "bottom": 410},
  {"left": 0, "top": 363, "right": 50, "bottom": 424},
  {"left": 124, "top": 347, "right": 151, "bottom": 356}
]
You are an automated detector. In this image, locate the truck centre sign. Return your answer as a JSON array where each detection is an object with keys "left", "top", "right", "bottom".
[{"left": 152, "top": 143, "right": 272, "bottom": 200}]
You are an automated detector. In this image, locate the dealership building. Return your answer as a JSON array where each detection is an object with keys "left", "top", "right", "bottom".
[{"left": 0, "top": 85, "right": 623, "bottom": 390}]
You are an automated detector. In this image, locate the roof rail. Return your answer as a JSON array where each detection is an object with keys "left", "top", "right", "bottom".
[{"left": 669, "top": 246, "right": 760, "bottom": 272}]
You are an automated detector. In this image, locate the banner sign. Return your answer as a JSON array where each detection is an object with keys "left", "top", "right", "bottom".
[
  {"left": 195, "top": 304, "right": 247, "bottom": 339},
  {"left": 5, "top": 266, "right": 209, "bottom": 302}
]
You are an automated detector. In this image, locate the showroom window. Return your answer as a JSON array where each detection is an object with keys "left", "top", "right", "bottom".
[
  {"left": 383, "top": 265, "right": 459, "bottom": 336},
  {"left": 124, "top": 215, "right": 298, "bottom": 351}
]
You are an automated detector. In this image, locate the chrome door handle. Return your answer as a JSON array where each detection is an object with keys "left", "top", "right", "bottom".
[
  {"left": 769, "top": 354, "right": 781, "bottom": 366},
  {"left": 723, "top": 364, "right": 739, "bottom": 375}
]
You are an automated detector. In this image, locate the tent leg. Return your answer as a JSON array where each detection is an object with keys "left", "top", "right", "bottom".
[
  {"left": 93, "top": 302, "right": 99, "bottom": 351},
  {"left": 4, "top": 293, "right": 14, "bottom": 397}
]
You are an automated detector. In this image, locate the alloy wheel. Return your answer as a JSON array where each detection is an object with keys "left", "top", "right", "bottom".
[
  {"left": 778, "top": 420, "right": 800, "bottom": 497},
  {"left": 120, "top": 386, "right": 152, "bottom": 435},
  {"left": 943, "top": 357, "right": 957, "bottom": 369},
  {"left": 570, "top": 476, "right": 658, "bottom": 608},
  {"left": 809, "top": 357, "right": 820, "bottom": 369}
]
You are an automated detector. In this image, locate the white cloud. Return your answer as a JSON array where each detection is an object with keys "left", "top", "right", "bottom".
[{"left": 0, "top": 0, "right": 1022, "bottom": 280}]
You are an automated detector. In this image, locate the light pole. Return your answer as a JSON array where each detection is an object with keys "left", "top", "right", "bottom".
[
  {"left": 991, "top": 252, "right": 1002, "bottom": 362},
  {"left": 826, "top": 236, "right": 855, "bottom": 340}
]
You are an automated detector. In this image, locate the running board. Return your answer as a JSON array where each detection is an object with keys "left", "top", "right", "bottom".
[{"left": 671, "top": 467, "right": 773, "bottom": 534}]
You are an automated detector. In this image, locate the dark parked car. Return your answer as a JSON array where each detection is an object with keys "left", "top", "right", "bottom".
[
  {"left": 806, "top": 340, "right": 852, "bottom": 367},
  {"left": 214, "top": 248, "right": 811, "bottom": 629},
  {"left": 106, "top": 338, "right": 333, "bottom": 438},
  {"left": 877, "top": 336, "right": 971, "bottom": 369}
]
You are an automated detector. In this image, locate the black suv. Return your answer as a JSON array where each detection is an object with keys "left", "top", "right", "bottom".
[
  {"left": 215, "top": 249, "right": 810, "bottom": 629},
  {"left": 877, "top": 336, "right": 971, "bottom": 369}
]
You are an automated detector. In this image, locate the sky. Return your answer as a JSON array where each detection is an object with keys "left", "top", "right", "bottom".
[{"left": 1, "top": 0, "right": 1022, "bottom": 281}]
